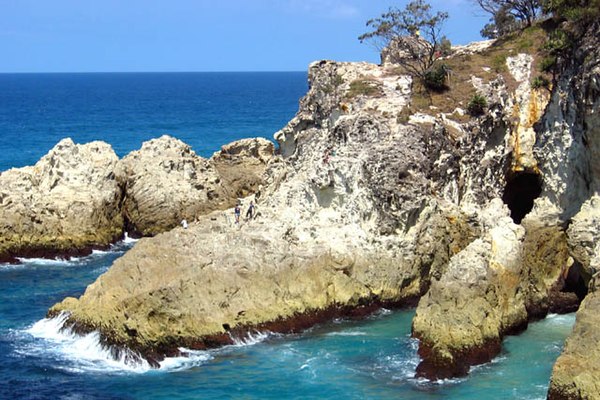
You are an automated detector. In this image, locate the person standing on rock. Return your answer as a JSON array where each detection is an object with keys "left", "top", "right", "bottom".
[
  {"left": 246, "top": 201, "right": 255, "bottom": 220},
  {"left": 234, "top": 203, "right": 241, "bottom": 224}
]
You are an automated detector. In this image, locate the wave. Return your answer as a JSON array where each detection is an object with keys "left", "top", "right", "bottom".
[
  {"left": 325, "top": 331, "right": 367, "bottom": 337},
  {"left": 22, "top": 313, "right": 277, "bottom": 374},
  {"left": 228, "top": 330, "right": 274, "bottom": 346},
  {"left": 24, "top": 312, "right": 152, "bottom": 374}
]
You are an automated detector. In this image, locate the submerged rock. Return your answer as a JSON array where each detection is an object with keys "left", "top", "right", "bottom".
[{"left": 0, "top": 138, "right": 123, "bottom": 262}]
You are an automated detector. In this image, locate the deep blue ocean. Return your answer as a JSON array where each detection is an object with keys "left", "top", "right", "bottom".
[{"left": 0, "top": 73, "right": 575, "bottom": 399}]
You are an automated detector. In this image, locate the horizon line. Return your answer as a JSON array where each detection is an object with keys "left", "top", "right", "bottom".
[{"left": 0, "top": 70, "right": 308, "bottom": 74}]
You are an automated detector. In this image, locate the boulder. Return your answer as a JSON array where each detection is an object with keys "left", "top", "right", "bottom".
[
  {"left": 117, "top": 135, "right": 273, "bottom": 236},
  {"left": 0, "top": 138, "right": 123, "bottom": 262}
]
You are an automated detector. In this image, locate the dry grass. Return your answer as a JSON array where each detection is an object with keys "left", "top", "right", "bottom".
[
  {"left": 346, "top": 78, "right": 383, "bottom": 99},
  {"left": 401, "top": 25, "right": 551, "bottom": 116}
]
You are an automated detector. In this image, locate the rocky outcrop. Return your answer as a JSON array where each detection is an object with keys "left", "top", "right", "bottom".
[
  {"left": 43, "top": 22, "right": 598, "bottom": 388},
  {"left": 46, "top": 36, "right": 571, "bottom": 370},
  {"left": 544, "top": 22, "right": 600, "bottom": 400},
  {"left": 117, "top": 136, "right": 273, "bottom": 236},
  {"left": 0, "top": 135, "right": 273, "bottom": 261},
  {"left": 49, "top": 60, "right": 483, "bottom": 360},
  {"left": 413, "top": 200, "right": 571, "bottom": 379},
  {"left": 0, "top": 139, "right": 123, "bottom": 263}
]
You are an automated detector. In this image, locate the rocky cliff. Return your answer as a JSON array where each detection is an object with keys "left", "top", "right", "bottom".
[
  {"left": 0, "top": 136, "right": 273, "bottom": 262},
  {"left": 21, "top": 21, "right": 600, "bottom": 398},
  {"left": 45, "top": 25, "right": 584, "bottom": 374}
]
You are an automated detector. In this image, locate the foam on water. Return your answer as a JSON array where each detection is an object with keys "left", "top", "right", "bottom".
[
  {"left": 24, "top": 312, "right": 152, "bottom": 374},
  {"left": 122, "top": 232, "right": 139, "bottom": 245},
  {"left": 228, "top": 330, "right": 274, "bottom": 346},
  {"left": 325, "top": 331, "right": 367, "bottom": 337},
  {"left": 22, "top": 313, "right": 274, "bottom": 375},
  {"left": 158, "top": 348, "right": 213, "bottom": 371}
]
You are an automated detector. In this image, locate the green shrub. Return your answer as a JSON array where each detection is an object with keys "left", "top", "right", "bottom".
[
  {"left": 422, "top": 63, "right": 449, "bottom": 91},
  {"left": 467, "top": 94, "right": 487, "bottom": 116},
  {"left": 532, "top": 75, "right": 551, "bottom": 89}
]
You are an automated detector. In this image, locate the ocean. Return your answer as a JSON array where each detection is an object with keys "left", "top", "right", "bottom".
[{"left": 0, "top": 72, "right": 574, "bottom": 399}]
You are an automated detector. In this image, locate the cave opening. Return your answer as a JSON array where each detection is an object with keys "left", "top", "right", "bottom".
[{"left": 502, "top": 172, "right": 542, "bottom": 224}]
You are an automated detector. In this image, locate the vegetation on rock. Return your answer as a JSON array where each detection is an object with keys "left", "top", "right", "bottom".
[{"left": 359, "top": 0, "right": 449, "bottom": 85}]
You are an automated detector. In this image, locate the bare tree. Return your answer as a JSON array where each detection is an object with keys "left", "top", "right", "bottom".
[{"left": 358, "top": 0, "right": 449, "bottom": 79}]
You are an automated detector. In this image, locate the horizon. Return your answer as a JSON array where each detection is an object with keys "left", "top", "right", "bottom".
[{"left": 1, "top": 0, "right": 490, "bottom": 73}]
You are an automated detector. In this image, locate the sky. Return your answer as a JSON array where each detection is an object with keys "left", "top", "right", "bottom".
[{"left": 0, "top": 0, "right": 490, "bottom": 72}]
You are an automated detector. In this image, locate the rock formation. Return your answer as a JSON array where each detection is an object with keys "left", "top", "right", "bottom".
[
  {"left": 47, "top": 23, "right": 588, "bottom": 377},
  {"left": 0, "top": 139, "right": 123, "bottom": 263},
  {"left": 14, "top": 20, "right": 597, "bottom": 397},
  {"left": 117, "top": 135, "right": 273, "bottom": 236},
  {"left": 0, "top": 135, "right": 273, "bottom": 261}
]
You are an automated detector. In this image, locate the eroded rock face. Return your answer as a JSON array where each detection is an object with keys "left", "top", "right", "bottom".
[
  {"left": 46, "top": 24, "right": 598, "bottom": 383},
  {"left": 0, "top": 138, "right": 123, "bottom": 262},
  {"left": 545, "top": 22, "right": 600, "bottom": 399},
  {"left": 117, "top": 135, "right": 273, "bottom": 236},
  {"left": 49, "top": 60, "right": 482, "bottom": 360}
]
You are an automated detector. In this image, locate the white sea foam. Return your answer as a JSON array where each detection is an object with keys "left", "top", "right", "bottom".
[
  {"left": 228, "top": 330, "right": 272, "bottom": 346},
  {"left": 22, "top": 312, "right": 249, "bottom": 374},
  {"left": 122, "top": 232, "right": 139, "bottom": 244},
  {"left": 24, "top": 312, "right": 152, "bottom": 374},
  {"left": 545, "top": 313, "right": 576, "bottom": 326},
  {"left": 325, "top": 331, "right": 367, "bottom": 337},
  {"left": 16, "top": 257, "right": 81, "bottom": 266},
  {"left": 158, "top": 348, "right": 213, "bottom": 371}
]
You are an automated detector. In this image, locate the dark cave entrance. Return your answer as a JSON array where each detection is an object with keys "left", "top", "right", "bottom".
[{"left": 502, "top": 172, "right": 542, "bottom": 224}]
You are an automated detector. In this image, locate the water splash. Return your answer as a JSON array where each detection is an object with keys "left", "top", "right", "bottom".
[
  {"left": 228, "top": 330, "right": 274, "bottom": 346},
  {"left": 24, "top": 312, "right": 152, "bottom": 374}
]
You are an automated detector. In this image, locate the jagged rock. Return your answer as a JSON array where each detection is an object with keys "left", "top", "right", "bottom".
[
  {"left": 548, "top": 292, "right": 600, "bottom": 400},
  {"left": 567, "top": 195, "right": 600, "bottom": 285},
  {"left": 45, "top": 23, "right": 598, "bottom": 382},
  {"left": 117, "top": 135, "right": 273, "bottom": 236},
  {"left": 0, "top": 138, "right": 123, "bottom": 262},
  {"left": 49, "top": 60, "right": 483, "bottom": 360},
  {"left": 545, "top": 22, "right": 600, "bottom": 399}
]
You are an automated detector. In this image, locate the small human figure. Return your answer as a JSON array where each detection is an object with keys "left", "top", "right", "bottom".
[
  {"left": 234, "top": 203, "right": 241, "bottom": 224},
  {"left": 246, "top": 201, "right": 255, "bottom": 220},
  {"left": 181, "top": 219, "right": 188, "bottom": 229}
]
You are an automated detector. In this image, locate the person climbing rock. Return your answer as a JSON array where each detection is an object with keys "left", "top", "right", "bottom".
[
  {"left": 234, "top": 203, "right": 241, "bottom": 224},
  {"left": 246, "top": 201, "right": 255, "bottom": 220}
]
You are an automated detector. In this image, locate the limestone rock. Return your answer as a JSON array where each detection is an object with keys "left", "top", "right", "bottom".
[
  {"left": 548, "top": 292, "right": 600, "bottom": 400},
  {"left": 45, "top": 25, "right": 597, "bottom": 380},
  {"left": 567, "top": 195, "right": 600, "bottom": 284},
  {"left": 117, "top": 135, "right": 273, "bottom": 236},
  {"left": 0, "top": 138, "right": 123, "bottom": 262}
]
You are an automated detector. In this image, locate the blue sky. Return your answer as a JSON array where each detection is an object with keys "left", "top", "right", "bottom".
[{"left": 0, "top": 0, "right": 489, "bottom": 72}]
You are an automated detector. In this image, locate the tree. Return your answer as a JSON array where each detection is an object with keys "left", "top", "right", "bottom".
[
  {"left": 480, "top": 4, "right": 519, "bottom": 38},
  {"left": 358, "top": 0, "right": 449, "bottom": 81},
  {"left": 474, "top": 0, "right": 541, "bottom": 29}
]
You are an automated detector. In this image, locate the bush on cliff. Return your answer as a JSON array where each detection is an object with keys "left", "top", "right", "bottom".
[{"left": 467, "top": 94, "right": 488, "bottom": 116}]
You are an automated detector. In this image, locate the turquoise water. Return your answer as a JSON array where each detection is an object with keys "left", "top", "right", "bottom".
[
  {"left": 0, "top": 247, "right": 575, "bottom": 399},
  {"left": 0, "top": 72, "right": 575, "bottom": 399}
]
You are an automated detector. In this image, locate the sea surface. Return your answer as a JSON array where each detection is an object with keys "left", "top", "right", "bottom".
[{"left": 0, "top": 73, "right": 575, "bottom": 399}]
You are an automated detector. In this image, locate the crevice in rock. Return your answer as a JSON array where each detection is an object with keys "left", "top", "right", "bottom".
[
  {"left": 502, "top": 171, "right": 542, "bottom": 223},
  {"left": 563, "top": 260, "right": 589, "bottom": 301}
]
